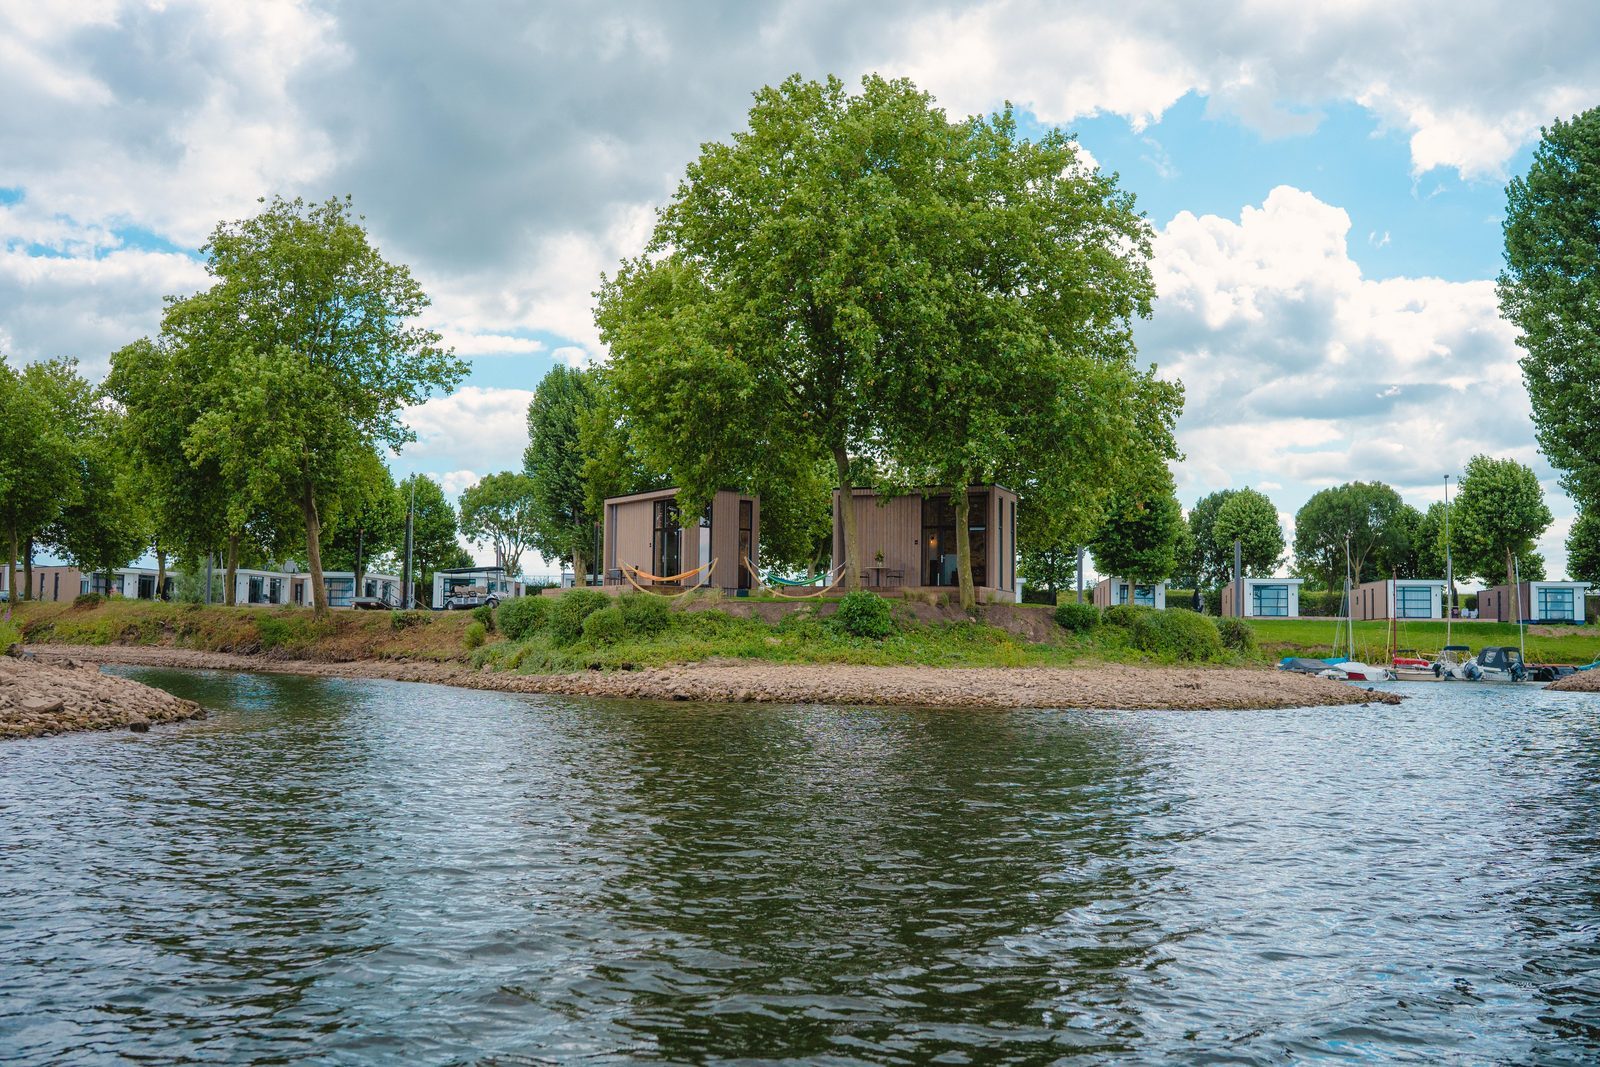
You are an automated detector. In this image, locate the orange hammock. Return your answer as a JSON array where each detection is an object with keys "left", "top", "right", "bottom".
[
  {"left": 744, "top": 555, "right": 850, "bottom": 599},
  {"left": 620, "top": 559, "right": 717, "bottom": 597}
]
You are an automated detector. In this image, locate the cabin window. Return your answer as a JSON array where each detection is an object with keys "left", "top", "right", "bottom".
[
  {"left": 326, "top": 577, "right": 354, "bottom": 608},
  {"left": 921, "top": 491, "right": 989, "bottom": 588},
  {"left": 1252, "top": 584, "right": 1290, "bottom": 617},
  {"left": 738, "top": 500, "right": 754, "bottom": 590},
  {"left": 1396, "top": 585, "right": 1433, "bottom": 618},
  {"left": 1538, "top": 587, "right": 1574, "bottom": 620},
  {"left": 652, "top": 499, "right": 682, "bottom": 581}
]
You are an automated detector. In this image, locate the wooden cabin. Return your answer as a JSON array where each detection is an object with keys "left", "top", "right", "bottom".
[
  {"left": 1219, "top": 577, "right": 1303, "bottom": 618},
  {"left": 1353, "top": 578, "right": 1446, "bottom": 620},
  {"left": 830, "top": 486, "right": 1019, "bottom": 602},
  {"left": 1092, "top": 578, "right": 1168, "bottom": 610},
  {"left": 1479, "top": 580, "right": 1590, "bottom": 624},
  {"left": 601, "top": 488, "right": 759, "bottom": 594}
]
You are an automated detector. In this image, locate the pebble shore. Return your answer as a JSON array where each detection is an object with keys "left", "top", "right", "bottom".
[
  {"left": 1, "top": 654, "right": 206, "bottom": 740},
  {"left": 23, "top": 645, "right": 1399, "bottom": 711},
  {"left": 1549, "top": 670, "right": 1600, "bottom": 693}
]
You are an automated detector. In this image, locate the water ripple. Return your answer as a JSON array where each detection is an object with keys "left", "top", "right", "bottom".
[{"left": 1, "top": 670, "right": 1597, "bottom": 1064}]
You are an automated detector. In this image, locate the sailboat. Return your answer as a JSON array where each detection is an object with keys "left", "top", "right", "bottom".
[
  {"left": 1318, "top": 537, "right": 1395, "bottom": 682},
  {"left": 1428, "top": 474, "right": 1533, "bottom": 683}
]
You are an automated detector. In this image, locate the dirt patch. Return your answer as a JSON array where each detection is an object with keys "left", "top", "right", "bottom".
[
  {"left": 1, "top": 653, "right": 206, "bottom": 740},
  {"left": 26, "top": 644, "right": 1397, "bottom": 711},
  {"left": 1548, "top": 671, "right": 1600, "bottom": 693}
]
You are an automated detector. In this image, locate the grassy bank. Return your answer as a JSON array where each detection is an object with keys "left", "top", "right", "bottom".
[
  {"left": 15, "top": 596, "right": 1594, "bottom": 674},
  {"left": 1248, "top": 618, "right": 1600, "bottom": 665}
]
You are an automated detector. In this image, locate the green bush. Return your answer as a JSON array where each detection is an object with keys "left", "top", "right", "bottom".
[
  {"left": 1131, "top": 608, "right": 1224, "bottom": 662},
  {"left": 1102, "top": 603, "right": 1149, "bottom": 629},
  {"left": 471, "top": 604, "right": 496, "bottom": 632},
  {"left": 618, "top": 593, "right": 671, "bottom": 638},
  {"left": 498, "top": 595, "right": 550, "bottom": 641},
  {"left": 257, "top": 614, "right": 335, "bottom": 652},
  {"left": 582, "top": 605, "right": 627, "bottom": 645},
  {"left": 549, "top": 589, "right": 611, "bottom": 646},
  {"left": 1217, "top": 616, "right": 1257, "bottom": 655},
  {"left": 834, "top": 590, "right": 893, "bottom": 638},
  {"left": 390, "top": 610, "right": 428, "bottom": 631},
  {"left": 462, "top": 621, "right": 488, "bottom": 649},
  {"left": 73, "top": 592, "right": 102, "bottom": 608},
  {"left": 1053, "top": 601, "right": 1100, "bottom": 633},
  {"left": 0, "top": 617, "right": 21, "bottom": 654}
]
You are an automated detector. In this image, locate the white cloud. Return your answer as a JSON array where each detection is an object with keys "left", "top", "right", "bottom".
[
  {"left": 399, "top": 385, "right": 533, "bottom": 476},
  {"left": 1143, "top": 184, "right": 1571, "bottom": 574}
]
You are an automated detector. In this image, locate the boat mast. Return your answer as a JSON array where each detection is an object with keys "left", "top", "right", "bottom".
[
  {"left": 1443, "top": 474, "right": 1453, "bottom": 649},
  {"left": 1514, "top": 553, "right": 1525, "bottom": 663}
]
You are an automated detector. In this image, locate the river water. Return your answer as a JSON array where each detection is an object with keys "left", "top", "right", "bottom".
[{"left": 2, "top": 670, "right": 1598, "bottom": 1065}]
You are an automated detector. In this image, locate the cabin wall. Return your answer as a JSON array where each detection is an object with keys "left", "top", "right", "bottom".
[{"left": 833, "top": 491, "right": 922, "bottom": 585}]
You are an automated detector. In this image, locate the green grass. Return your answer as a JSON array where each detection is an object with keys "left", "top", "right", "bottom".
[{"left": 1245, "top": 617, "right": 1600, "bottom": 665}]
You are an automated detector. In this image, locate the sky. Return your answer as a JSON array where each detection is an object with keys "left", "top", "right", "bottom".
[{"left": 2, "top": 0, "right": 1596, "bottom": 580}]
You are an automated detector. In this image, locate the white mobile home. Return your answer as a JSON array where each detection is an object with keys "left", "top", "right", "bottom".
[
  {"left": 1220, "top": 577, "right": 1303, "bottom": 618},
  {"left": 1092, "top": 578, "right": 1168, "bottom": 610}
]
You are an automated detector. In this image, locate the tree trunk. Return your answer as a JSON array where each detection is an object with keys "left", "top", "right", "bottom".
[
  {"left": 225, "top": 533, "right": 239, "bottom": 607},
  {"left": 302, "top": 483, "right": 328, "bottom": 615},
  {"left": 573, "top": 548, "right": 587, "bottom": 589},
  {"left": 954, "top": 484, "right": 976, "bottom": 611},
  {"left": 833, "top": 445, "right": 861, "bottom": 592},
  {"left": 156, "top": 545, "right": 167, "bottom": 600},
  {"left": 1506, "top": 546, "right": 1517, "bottom": 609},
  {"left": 6, "top": 526, "right": 16, "bottom": 609},
  {"left": 354, "top": 525, "right": 365, "bottom": 603},
  {"left": 22, "top": 536, "right": 33, "bottom": 600}
]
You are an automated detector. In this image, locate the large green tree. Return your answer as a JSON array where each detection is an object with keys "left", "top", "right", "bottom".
[
  {"left": 1452, "top": 454, "right": 1552, "bottom": 588},
  {"left": 44, "top": 401, "right": 149, "bottom": 588},
  {"left": 1209, "top": 488, "right": 1285, "bottom": 581},
  {"left": 1568, "top": 509, "right": 1600, "bottom": 585},
  {"left": 460, "top": 471, "right": 538, "bottom": 578},
  {"left": 1292, "top": 482, "right": 1412, "bottom": 589},
  {"left": 398, "top": 474, "right": 462, "bottom": 606},
  {"left": 1498, "top": 107, "right": 1600, "bottom": 512},
  {"left": 0, "top": 357, "right": 81, "bottom": 600},
  {"left": 525, "top": 366, "right": 602, "bottom": 579},
  {"left": 596, "top": 76, "right": 1176, "bottom": 607},
  {"left": 177, "top": 196, "right": 465, "bottom": 613},
  {"left": 1089, "top": 476, "right": 1185, "bottom": 585}
]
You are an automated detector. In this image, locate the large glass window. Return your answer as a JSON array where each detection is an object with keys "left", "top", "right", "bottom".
[
  {"left": 1131, "top": 584, "right": 1157, "bottom": 607},
  {"left": 652, "top": 499, "right": 682, "bottom": 581},
  {"left": 1252, "top": 584, "right": 1290, "bottom": 617},
  {"left": 326, "top": 578, "right": 354, "bottom": 608},
  {"left": 738, "top": 500, "right": 754, "bottom": 590},
  {"left": 1538, "top": 587, "right": 1575, "bottom": 621},
  {"left": 1396, "top": 585, "right": 1433, "bottom": 619},
  {"left": 921, "top": 492, "right": 989, "bottom": 587}
]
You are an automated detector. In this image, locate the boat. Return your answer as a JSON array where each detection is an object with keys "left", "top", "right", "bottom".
[{"left": 1325, "top": 540, "right": 1394, "bottom": 681}]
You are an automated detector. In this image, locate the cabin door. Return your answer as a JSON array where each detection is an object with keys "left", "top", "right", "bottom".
[{"left": 652, "top": 500, "right": 682, "bottom": 581}]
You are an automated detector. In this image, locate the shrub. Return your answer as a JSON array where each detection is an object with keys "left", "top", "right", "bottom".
[
  {"left": 0, "top": 617, "right": 20, "bottom": 655},
  {"left": 498, "top": 595, "right": 550, "bottom": 641},
  {"left": 1131, "top": 608, "right": 1224, "bottom": 662},
  {"left": 1217, "top": 617, "right": 1257, "bottom": 655},
  {"left": 1053, "top": 601, "right": 1100, "bottom": 633},
  {"left": 257, "top": 614, "right": 335, "bottom": 652},
  {"left": 73, "top": 592, "right": 103, "bottom": 608},
  {"left": 549, "top": 589, "right": 611, "bottom": 646},
  {"left": 462, "top": 621, "right": 488, "bottom": 649},
  {"left": 1102, "top": 603, "right": 1149, "bottom": 629},
  {"left": 471, "top": 604, "right": 496, "bottom": 632},
  {"left": 618, "top": 594, "right": 671, "bottom": 638},
  {"left": 390, "top": 610, "right": 428, "bottom": 631},
  {"left": 834, "top": 590, "right": 893, "bottom": 638},
  {"left": 582, "top": 605, "right": 627, "bottom": 645}
]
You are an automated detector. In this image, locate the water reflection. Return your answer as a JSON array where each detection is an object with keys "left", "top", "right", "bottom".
[{"left": 0, "top": 671, "right": 1597, "bottom": 1064}]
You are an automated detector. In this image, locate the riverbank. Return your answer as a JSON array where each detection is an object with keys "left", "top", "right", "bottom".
[
  {"left": 26, "top": 644, "right": 1397, "bottom": 710},
  {"left": 0, "top": 654, "right": 206, "bottom": 739},
  {"left": 1549, "top": 670, "right": 1600, "bottom": 692}
]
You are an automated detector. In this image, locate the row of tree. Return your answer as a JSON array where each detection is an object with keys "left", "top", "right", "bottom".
[
  {"left": 1078, "top": 455, "right": 1559, "bottom": 597},
  {"left": 1499, "top": 105, "right": 1600, "bottom": 589}
]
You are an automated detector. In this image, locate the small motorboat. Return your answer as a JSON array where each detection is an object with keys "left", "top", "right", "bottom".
[{"left": 1436, "top": 646, "right": 1531, "bottom": 683}]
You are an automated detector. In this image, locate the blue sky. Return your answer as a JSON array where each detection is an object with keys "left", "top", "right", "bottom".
[{"left": 1, "top": 1, "right": 1594, "bottom": 578}]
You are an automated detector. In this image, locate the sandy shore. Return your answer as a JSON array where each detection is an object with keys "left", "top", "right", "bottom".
[
  {"left": 24, "top": 644, "right": 1398, "bottom": 710},
  {"left": 1548, "top": 670, "right": 1600, "bottom": 693},
  {"left": 1, "top": 654, "right": 206, "bottom": 739}
]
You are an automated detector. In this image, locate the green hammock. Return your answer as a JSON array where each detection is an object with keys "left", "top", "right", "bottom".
[{"left": 764, "top": 569, "right": 834, "bottom": 587}]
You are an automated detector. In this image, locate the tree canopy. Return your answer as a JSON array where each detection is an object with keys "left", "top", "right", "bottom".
[
  {"left": 1498, "top": 106, "right": 1600, "bottom": 513},
  {"left": 460, "top": 471, "right": 539, "bottom": 578},
  {"left": 1292, "top": 482, "right": 1412, "bottom": 589},
  {"left": 525, "top": 365, "right": 603, "bottom": 578},
  {"left": 1452, "top": 454, "right": 1551, "bottom": 588},
  {"left": 1209, "top": 488, "right": 1285, "bottom": 581},
  {"left": 167, "top": 196, "right": 465, "bottom": 613},
  {"left": 1568, "top": 509, "right": 1600, "bottom": 585},
  {"left": 1089, "top": 475, "right": 1184, "bottom": 584},
  {"left": 0, "top": 357, "right": 86, "bottom": 598},
  {"left": 595, "top": 75, "right": 1178, "bottom": 608}
]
